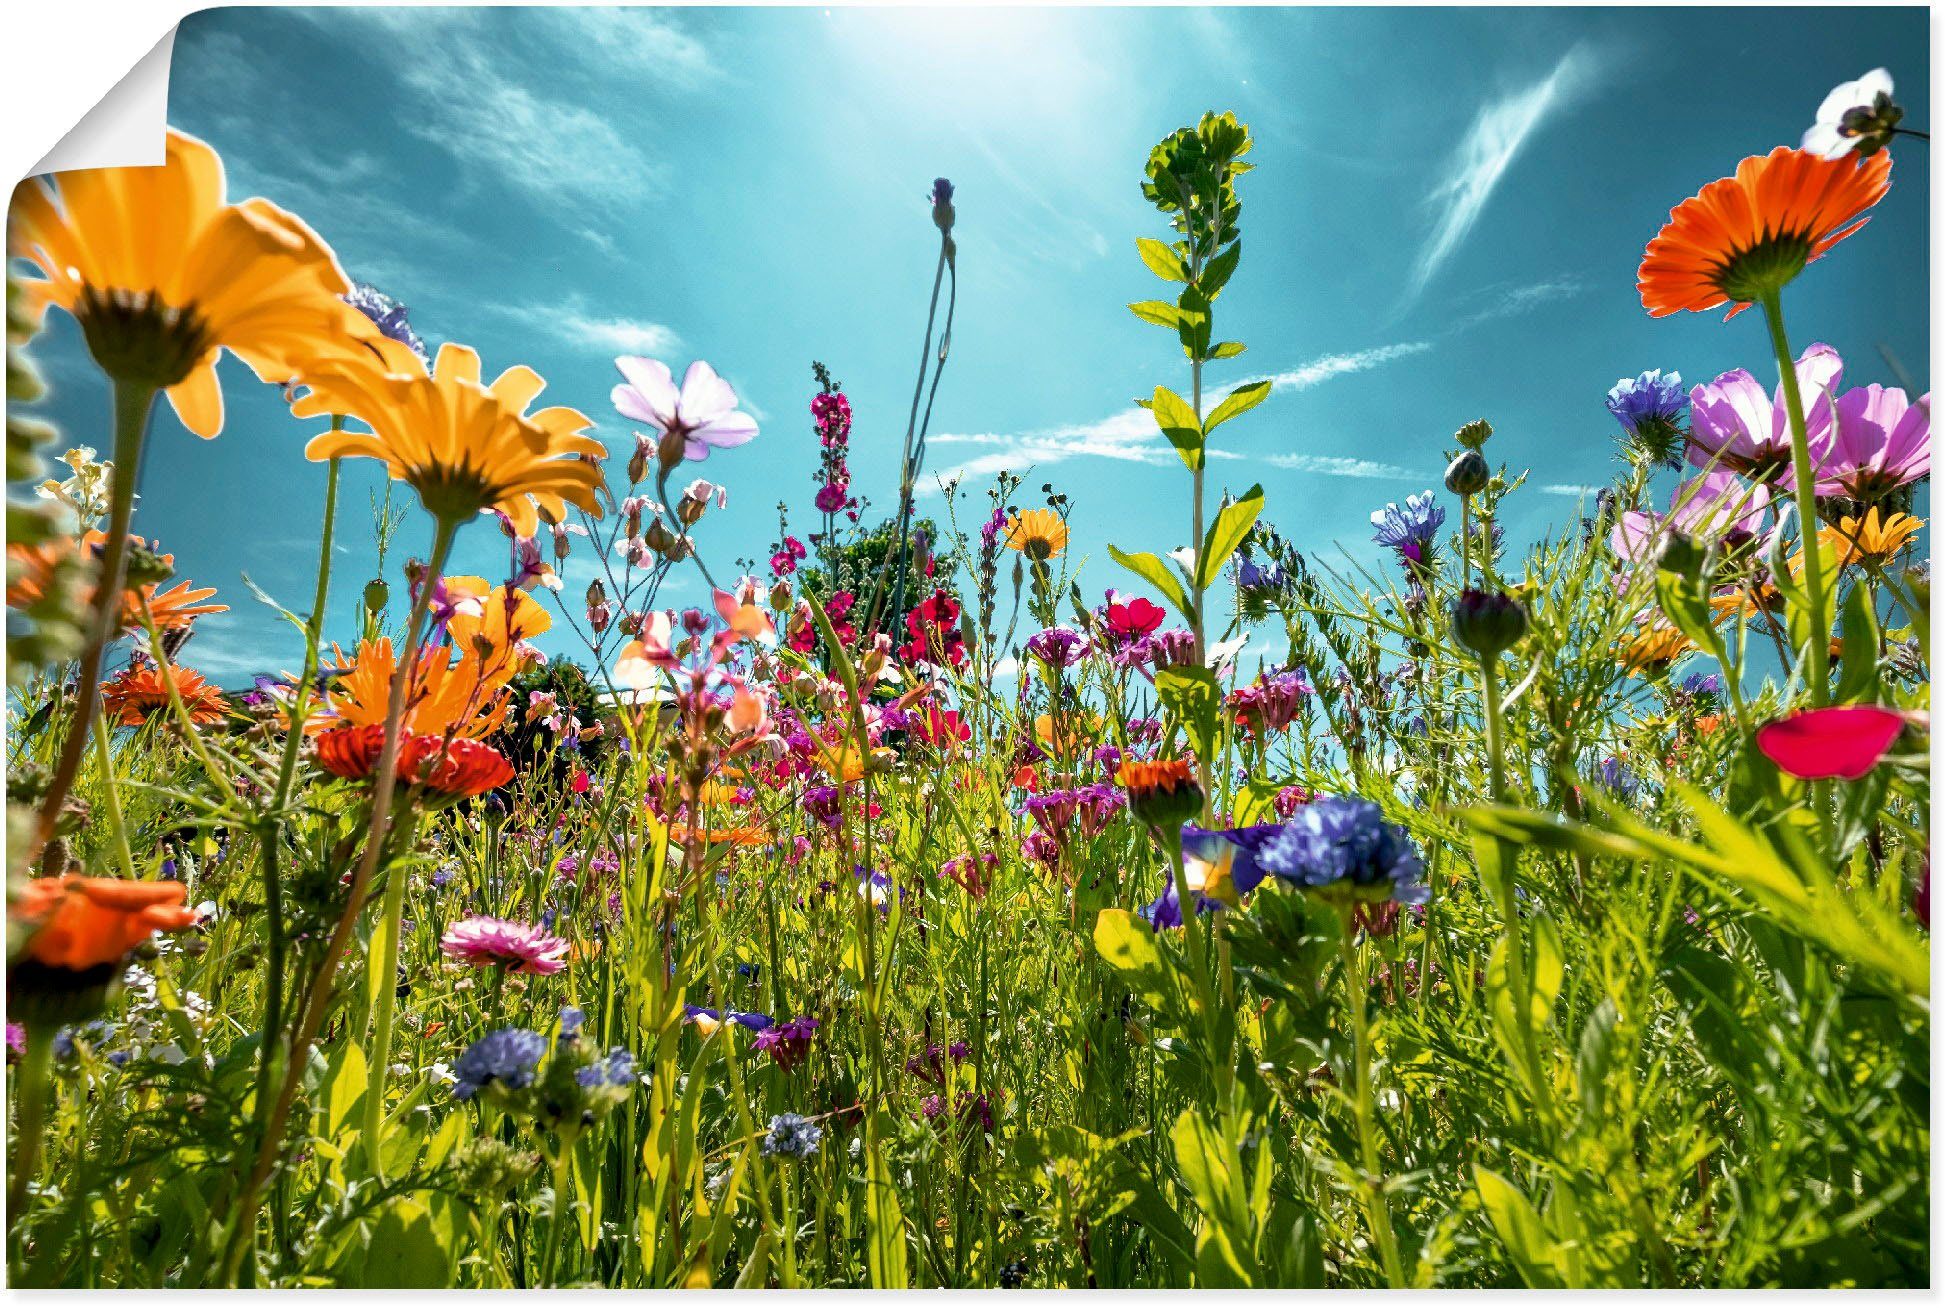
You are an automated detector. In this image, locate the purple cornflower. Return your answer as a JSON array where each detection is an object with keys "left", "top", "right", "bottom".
[
  {"left": 1606, "top": 369, "right": 1689, "bottom": 465},
  {"left": 764, "top": 1112, "right": 823, "bottom": 1158},
  {"left": 1370, "top": 492, "right": 1445, "bottom": 566},
  {"left": 452, "top": 1027, "right": 546, "bottom": 1100},
  {"left": 344, "top": 282, "right": 429, "bottom": 362},
  {"left": 1255, "top": 796, "right": 1428, "bottom": 905},
  {"left": 754, "top": 1016, "right": 819, "bottom": 1070},
  {"left": 1026, "top": 626, "right": 1090, "bottom": 670},
  {"left": 1236, "top": 556, "right": 1288, "bottom": 599}
]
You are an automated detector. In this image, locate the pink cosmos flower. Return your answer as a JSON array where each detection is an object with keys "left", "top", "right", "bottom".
[
  {"left": 1816, "top": 384, "right": 1930, "bottom": 500},
  {"left": 1609, "top": 468, "right": 1774, "bottom": 566},
  {"left": 612, "top": 356, "right": 758, "bottom": 462},
  {"left": 1755, "top": 704, "right": 1907, "bottom": 781},
  {"left": 440, "top": 915, "right": 569, "bottom": 974},
  {"left": 1688, "top": 344, "right": 1841, "bottom": 479}
]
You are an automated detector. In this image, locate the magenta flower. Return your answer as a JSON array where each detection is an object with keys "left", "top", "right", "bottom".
[
  {"left": 612, "top": 356, "right": 758, "bottom": 462},
  {"left": 440, "top": 915, "right": 570, "bottom": 975},
  {"left": 1816, "top": 384, "right": 1930, "bottom": 500},
  {"left": 1755, "top": 705, "right": 1908, "bottom": 781},
  {"left": 1688, "top": 344, "right": 1842, "bottom": 479}
]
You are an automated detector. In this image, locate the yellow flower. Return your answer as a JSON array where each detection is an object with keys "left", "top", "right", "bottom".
[
  {"left": 445, "top": 577, "right": 552, "bottom": 674},
  {"left": 8, "top": 128, "right": 363, "bottom": 435},
  {"left": 1004, "top": 509, "right": 1069, "bottom": 562},
  {"left": 1619, "top": 625, "right": 1694, "bottom": 676},
  {"left": 293, "top": 342, "right": 605, "bottom": 535},
  {"left": 1807, "top": 507, "right": 1923, "bottom": 570}
]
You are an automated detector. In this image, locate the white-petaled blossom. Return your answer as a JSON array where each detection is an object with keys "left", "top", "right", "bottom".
[{"left": 1802, "top": 68, "right": 1898, "bottom": 159}]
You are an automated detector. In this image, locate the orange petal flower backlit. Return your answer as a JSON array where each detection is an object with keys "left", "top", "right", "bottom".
[
  {"left": 12, "top": 876, "right": 199, "bottom": 972},
  {"left": 1637, "top": 147, "right": 1892, "bottom": 320}
]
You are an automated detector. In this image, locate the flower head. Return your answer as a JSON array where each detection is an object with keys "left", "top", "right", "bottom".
[
  {"left": 1026, "top": 625, "right": 1089, "bottom": 669},
  {"left": 452, "top": 1027, "right": 547, "bottom": 1100},
  {"left": 100, "top": 663, "right": 227, "bottom": 726},
  {"left": 612, "top": 357, "right": 757, "bottom": 465},
  {"left": 440, "top": 915, "right": 569, "bottom": 975},
  {"left": 763, "top": 1112, "right": 824, "bottom": 1158},
  {"left": 1370, "top": 492, "right": 1445, "bottom": 565},
  {"left": 1638, "top": 147, "right": 1892, "bottom": 319},
  {"left": 343, "top": 282, "right": 429, "bottom": 362},
  {"left": 1688, "top": 344, "right": 1843, "bottom": 479},
  {"left": 1255, "top": 796, "right": 1427, "bottom": 905},
  {"left": 1115, "top": 758, "right": 1202, "bottom": 828},
  {"left": 11, "top": 876, "right": 198, "bottom": 974},
  {"left": 1004, "top": 509, "right": 1068, "bottom": 562},
  {"left": 1606, "top": 369, "right": 1689, "bottom": 466},
  {"left": 1817, "top": 383, "right": 1930, "bottom": 500},
  {"left": 9, "top": 128, "right": 363, "bottom": 433},
  {"left": 1756, "top": 704, "right": 1907, "bottom": 780},
  {"left": 1803, "top": 69, "right": 1903, "bottom": 159}
]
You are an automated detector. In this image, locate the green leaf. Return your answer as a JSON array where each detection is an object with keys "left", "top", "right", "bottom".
[
  {"left": 355, "top": 1196, "right": 453, "bottom": 1288},
  {"left": 1108, "top": 544, "right": 1192, "bottom": 623},
  {"left": 864, "top": 1113, "right": 909, "bottom": 1287},
  {"left": 1175, "top": 284, "right": 1212, "bottom": 362},
  {"left": 1151, "top": 386, "right": 1204, "bottom": 471},
  {"left": 1199, "top": 242, "right": 1241, "bottom": 299},
  {"left": 1202, "top": 380, "right": 1270, "bottom": 438},
  {"left": 1136, "top": 236, "right": 1189, "bottom": 282},
  {"left": 1128, "top": 300, "right": 1182, "bottom": 329},
  {"left": 1195, "top": 484, "right": 1263, "bottom": 590},
  {"left": 1209, "top": 341, "right": 1247, "bottom": 360},
  {"left": 1156, "top": 665, "right": 1222, "bottom": 767},
  {"left": 1474, "top": 1167, "right": 1564, "bottom": 1288},
  {"left": 1093, "top": 908, "right": 1175, "bottom": 1009},
  {"left": 1834, "top": 581, "right": 1882, "bottom": 704}
]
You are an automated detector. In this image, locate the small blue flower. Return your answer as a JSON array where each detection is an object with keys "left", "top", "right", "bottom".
[
  {"left": 1606, "top": 370, "right": 1688, "bottom": 466},
  {"left": 343, "top": 282, "right": 430, "bottom": 362},
  {"left": 558, "top": 1006, "right": 585, "bottom": 1039},
  {"left": 1370, "top": 492, "right": 1446, "bottom": 564},
  {"left": 1256, "top": 796, "right": 1427, "bottom": 905},
  {"left": 452, "top": 1027, "right": 546, "bottom": 1100},
  {"left": 762, "top": 1112, "right": 824, "bottom": 1158},
  {"left": 1596, "top": 757, "right": 1641, "bottom": 802},
  {"left": 575, "top": 1047, "right": 636, "bottom": 1090}
]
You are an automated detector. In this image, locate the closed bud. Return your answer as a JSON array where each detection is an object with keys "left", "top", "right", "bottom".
[
  {"left": 677, "top": 495, "right": 706, "bottom": 527},
  {"left": 363, "top": 577, "right": 390, "bottom": 615},
  {"left": 769, "top": 580, "right": 792, "bottom": 611},
  {"left": 644, "top": 520, "right": 676, "bottom": 555},
  {"left": 656, "top": 427, "right": 688, "bottom": 474},
  {"left": 1444, "top": 449, "right": 1490, "bottom": 496},
  {"left": 1656, "top": 530, "right": 1710, "bottom": 582},
  {"left": 585, "top": 579, "right": 608, "bottom": 609},
  {"left": 1455, "top": 419, "right": 1493, "bottom": 450},
  {"left": 1449, "top": 588, "right": 1529, "bottom": 660}
]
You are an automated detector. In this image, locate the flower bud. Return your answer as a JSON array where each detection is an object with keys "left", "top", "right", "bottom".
[
  {"left": 1455, "top": 419, "right": 1493, "bottom": 450},
  {"left": 769, "top": 579, "right": 793, "bottom": 611},
  {"left": 363, "top": 577, "right": 390, "bottom": 615},
  {"left": 1444, "top": 449, "right": 1490, "bottom": 496},
  {"left": 644, "top": 520, "right": 676, "bottom": 556},
  {"left": 931, "top": 177, "right": 955, "bottom": 233},
  {"left": 677, "top": 494, "right": 706, "bottom": 527},
  {"left": 1449, "top": 588, "right": 1529, "bottom": 660},
  {"left": 656, "top": 427, "right": 688, "bottom": 474}
]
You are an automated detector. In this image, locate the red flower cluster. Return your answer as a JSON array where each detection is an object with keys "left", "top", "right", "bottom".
[
  {"left": 899, "top": 588, "right": 966, "bottom": 669},
  {"left": 315, "top": 724, "right": 514, "bottom": 798}
]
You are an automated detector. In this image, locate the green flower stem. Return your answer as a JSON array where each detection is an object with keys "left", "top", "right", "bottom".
[
  {"left": 1459, "top": 497, "right": 1474, "bottom": 592},
  {"left": 363, "top": 805, "right": 422, "bottom": 1181},
  {"left": 34, "top": 379, "right": 157, "bottom": 854},
  {"left": 6, "top": 1024, "right": 56, "bottom": 1243},
  {"left": 220, "top": 511, "right": 462, "bottom": 1284},
  {"left": 1338, "top": 927, "right": 1406, "bottom": 1287},
  {"left": 1758, "top": 288, "right": 1830, "bottom": 706},
  {"left": 90, "top": 702, "right": 137, "bottom": 880}
]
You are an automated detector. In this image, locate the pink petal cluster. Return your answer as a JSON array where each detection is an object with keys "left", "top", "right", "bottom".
[
  {"left": 439, "top": 914, "right": 569, "bottom": 975},
  {"left": 1817, "top": 383, "right": 1930, "bottom": 499},
  {"left": 1755, "top": 705, "right": 1907, "bottom": 781},
  {"left": 612, "top": 356, "right": 758, "bottom": 462}
]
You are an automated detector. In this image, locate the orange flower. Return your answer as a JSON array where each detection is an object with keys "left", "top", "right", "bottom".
[
  {"left": 313, "top": 724, "right": 513, "bottom": 798},
  {"left": 1004, "top": 508, "right": 1069, "bottom": 561},
  {"left": 1115, "top": 757, "right": 1197, "bottom": 798},
  {"left": 320, "top": 637, "right": 511, "bottom": 740},
  {"left": 669, "top": 825, "right": 770, "bottom": 847},
  {"left": 1618, "top": 625, "right": 1695, "bottom": 677},
  {"left": 100, "top": 663, "right": 227, "bottom": 725},
  {"left": 12, "top": 876, "right": 198, "bottom": 972},
  {"left": 1638, "top": 147, "right": 1891, "bottom": 320},
  {"left": 8, "top": 128, "right": 365, "bottom": 434},
  {"left": 6, "top": 531, "right": 226, "bottom": 630},
  {"left": 445, "top": 576, "right": 551, "bottom": 678}
]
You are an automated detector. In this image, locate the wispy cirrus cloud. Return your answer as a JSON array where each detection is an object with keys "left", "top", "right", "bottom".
[
  {"left": 1259, "top": 453, "right": 1417, "bottom": 481},
  {"left": 1456, "top": 274, "right": 1591, "bottom": 327},
  {"left": 925, "top": 341, "right": 1431, "bottom": 490},
  {"left": 1406, "top": 44, "right": 1607, "bottom": 301},
  {"left": 484, "top": 296, "right": 681, "bottom": 358}
]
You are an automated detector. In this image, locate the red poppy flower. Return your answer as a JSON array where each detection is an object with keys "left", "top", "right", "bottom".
[
  {"left": 1106, "top": 595, "right": 1164, "bottom": 642},
  {"left": 402, "top": 735, "right": 516, "bottom": 797},
  {"left": 315, "top": 723, "right": 388, "bottom": 779},
  {"left": 1755, "top": 704, "right": 1906, "bottom": 780}
]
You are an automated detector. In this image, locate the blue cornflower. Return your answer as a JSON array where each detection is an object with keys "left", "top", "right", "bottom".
[
  {"left": 1605, "top": 370, "right": 1688, "bottom": 466},
  {"left": 343, "top": 282, "right": 430, "bottom": 362},
  {"left": 762, "top": 1112, "right": 824, "bottom": 1159},
  {"left": 1255, "top": 795, "right": 1428, "bottom": 905},
  {"left": 558, "top": 1006, "right": 585, "bottom": 1039},
  {"left": 1680, "top": 672, "right": 1723, "bottom": 700},
  {"left": 1596, "top": 757, "right": 1642, "bottom": 802},
  {"left": 1370, "top": 492, "right": 1446, "bottom": 565},
  {"left": 1236, "top": 557, "right": 1288, "bottom": 598},
  {"left": 452, "top": 1027, "right": 546, "bottom": 1100},
  {"left": 575, "top": 1047, "right": 636, "bottom": 1090}
]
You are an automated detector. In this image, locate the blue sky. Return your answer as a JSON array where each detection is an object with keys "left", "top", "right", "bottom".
[{"left": 17, "top": 5, "right": 1931, "bottom": 683}]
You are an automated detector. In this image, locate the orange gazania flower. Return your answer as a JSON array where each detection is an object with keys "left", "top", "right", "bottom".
[
  {"left": 8, "top": 129, "right": 366, "bottom": 435},
  {"left": 12, "top": 876, "right": 198, "bottom": 972},
  {"left": 292, "top": 342, "right": 606, "bottom": 536},
  {"left": 100, "top": 663, "right": 227, "bottom": 725},
  {"left": 6, "top": 531, "right": 227, "bottom": 630},
  {"left": 446, "top": 576, "right": 553, "bottom": 665},
  {"left": 1004, "top": 509, "right": 1069, "bottom": 562},
  {"left": 1115, "top": 757, "right": 1202, "bottom": 825},
  {"left": 1638, "top": 147, "right": 1892, "bottom": 320}
]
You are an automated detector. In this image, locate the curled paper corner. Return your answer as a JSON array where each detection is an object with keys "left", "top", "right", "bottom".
[{"left": 29, "top": 26, "right": 177, "bottom": 178}]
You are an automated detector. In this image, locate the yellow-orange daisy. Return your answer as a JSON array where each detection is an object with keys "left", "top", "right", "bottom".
[
  {"left": 1004, "top": 509, "right": 1069, "bottom": 562},
  {"left": 7, "top": 531, "right": 227, "bottom": 631},
  {"left": 1618, "top": 625, "right": 1695, "bottom": 677},
  {"left": 292, "top": 342, "right": 605, "bottom": 536},
  {"left": 100, "top": 663, "right": 227, "bottom": 725},
  {"left": 8, "top": 128, "right": 365, "bottom": 434},
  {"left": 1638, "top": 147, "right": 1891, "bottom": 320}
]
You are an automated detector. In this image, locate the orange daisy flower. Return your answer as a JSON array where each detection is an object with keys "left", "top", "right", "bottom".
[
  {"left": 1004, "top": 508, "right": 1069, "bottom": 562},
  {"left": 313, "top": 723, "right": 513, "bottom": 798},
  {"left": 11, "top": 876, "right": 198, "bottom": 972},
  {"left": 6, "top": 531, "right": 226, "bottom": 630},
  {"left": 1618, "top": 625, "right": 1695, "bottom": 677},
  {"left": 319, "top": 637, "right": 512, "bottom": 740},
  {"left": 1638, "top": 147, "right": 1892, "bottom": 320},
  {"left": 669, "top": 825, "right": 771, "bottom": 847},
  {"left": 100, "top": 663, "right": 227, "bottom": 725},
  {"left": 1115, "top": 757, "right": 1203, "bottom": 825}
]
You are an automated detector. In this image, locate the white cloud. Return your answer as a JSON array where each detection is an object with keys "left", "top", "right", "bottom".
[
  {"left": 924, "top": 341, "right": 1430, "bottom": 491},
  {"left": 1406, "top": 44, "right": 1606, "bottom": 299},
  {"left": 485, "top": 297, "right": 680, "bottom": 358},
  {"left": 1259, "top": 453, "right": 1418, "bottom": 481},
  {"left": 1539, "top": 482, "right": 1601, "bottom": 498},
  {"left": 1457, "top": 275, "right": 1590, "bottom": 327}
]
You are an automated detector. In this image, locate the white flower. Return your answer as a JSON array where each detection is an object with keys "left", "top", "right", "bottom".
[
  {"left": 1803, "top": 68, "right": 1896, "bottom": 158},
  {"left": 611, "top": 358, "right": 758, "bottom": 461}
]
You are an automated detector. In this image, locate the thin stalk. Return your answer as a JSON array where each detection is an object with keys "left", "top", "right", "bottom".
[
  {"left": 34, "top": 380, "right": 157, "bottom": 853},
  {"left": 90, "top": 703, "right": 137, "bottom": 879},
  {"left": 6, "top": 1024, "right": 56, "bottom": 1238},
  {"left": 1759, "top": 288, "right": 1830, "bottom": 704},
  {"left": 1338, "top": 928, "right": 1406, "bottom": 1287}
]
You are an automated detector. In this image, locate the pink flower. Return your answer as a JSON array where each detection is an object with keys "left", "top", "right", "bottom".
[
  {"left": 440, "top": 915, "right": 569, "bottom": 974},
  {"left": 1816, "top": 383, "right": 1930, "bottom": 500},
  {"left": 1688, "top": 344, "right": 1841, "bottom": 479},
  {"left": 1755, "top": 704, "right": 1907, "bottom": 780},
  {"left": 612, "top": 356, "right": 758, "bottom": 462}
]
